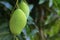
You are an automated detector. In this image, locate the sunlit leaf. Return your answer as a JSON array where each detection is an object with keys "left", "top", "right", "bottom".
[
  {"left": 39, "top": 0, "right": 45, "bottom": 4},
  {"left": 49, "top": 0, "right": 53, "bottom": 7},
  {"left": 0, "top": 1, "right": 12, "bottom": 10}
]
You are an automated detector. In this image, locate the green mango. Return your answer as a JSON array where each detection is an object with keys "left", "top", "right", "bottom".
[
  {"left": 9, "top": 9, "right": 27, "bottom": 35},
  {"left": 19, "top": 1, "right": 30, "bottom": 18}
]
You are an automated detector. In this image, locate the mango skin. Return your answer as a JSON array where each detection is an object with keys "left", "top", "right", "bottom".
[
  {"left": 9, "top": 9, "right": 27, "bottom": 35},
  {"left": 19, "top": 1, "right": 30, "bottom": 18}
]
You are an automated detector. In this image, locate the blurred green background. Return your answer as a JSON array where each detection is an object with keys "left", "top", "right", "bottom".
[{"left": 0, "top": 0, "right": 60, "bottom": 40}]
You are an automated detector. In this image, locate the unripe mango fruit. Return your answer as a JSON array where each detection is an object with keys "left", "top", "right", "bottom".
[
  {"left": 9, "top": 9, "right": 27, "bottom": 35},
  {"left": 19, "top": 1, "right": 30, "bottom": 18}
]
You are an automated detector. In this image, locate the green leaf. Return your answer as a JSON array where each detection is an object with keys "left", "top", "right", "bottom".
[
  {"left": 49, "top": 0, "right": 53, "bottom": 7},
  {"left": 48, "top": 18, "right": 60, "bottom": 37},
  {"left": 39, "top": 0, "right": 45, "bottom": 4},
  {"left": 0, "top": 1, "right": 12, "bottom": 10}
]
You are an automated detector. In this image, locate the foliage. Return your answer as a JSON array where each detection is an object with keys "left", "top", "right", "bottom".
[{"left": 0, "top": 0, "right": 60, "bottom": 40}]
